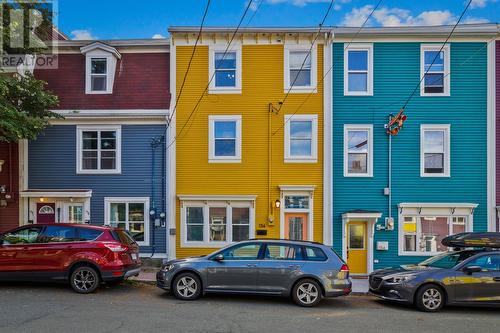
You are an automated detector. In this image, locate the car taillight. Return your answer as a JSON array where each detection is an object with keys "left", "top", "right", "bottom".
[
  {"left": 102, "top": 242, "right": 128, "bottom": 253},
  {"left": 340, "top": 264, "right": 349, "bottom": 272}
]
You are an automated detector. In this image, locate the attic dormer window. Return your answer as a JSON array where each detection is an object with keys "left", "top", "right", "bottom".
[
  {"left": 90, "top": 58, "right": 108, "bottom": 92},
  {"left": 81, "top": 42, "right": 121, "bottom": 95}
]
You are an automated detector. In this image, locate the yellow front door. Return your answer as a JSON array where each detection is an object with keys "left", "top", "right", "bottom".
[{"left": 347, "top": 221, "right": 367, "bottom": 275}]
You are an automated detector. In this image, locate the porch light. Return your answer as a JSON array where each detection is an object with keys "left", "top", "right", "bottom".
[
  {"left": 0, "top": 160, "right": 4, "bottom": 172},
  {"left": 274, "top": 199, "right": 281, "bottom": 208},
  {"left": 39, "top": 197, "right": 45, "bottom": 202}
]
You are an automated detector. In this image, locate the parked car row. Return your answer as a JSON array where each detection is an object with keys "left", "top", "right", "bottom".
[{"left": 1, "top": 224, "right": 499, "bottom": 311}]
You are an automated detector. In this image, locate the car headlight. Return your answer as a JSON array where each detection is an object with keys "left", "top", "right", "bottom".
[
  {"left": 161, "top": 264, "right": 175, "bottom": 272},
  {"left": 384, "top": 274, "right": 416, "bottom": 284}
]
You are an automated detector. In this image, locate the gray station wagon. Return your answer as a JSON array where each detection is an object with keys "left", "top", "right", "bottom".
[{"left": 156, "top": 239, "right": 351, "bottom": 306}]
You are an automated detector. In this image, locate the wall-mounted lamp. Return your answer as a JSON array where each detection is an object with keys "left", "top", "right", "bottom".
[
  {"left": 0, "top": 160, "right": 4, "bottom": 172},
  {"left": 274, "top": 199, "right": 281, "bottom": 208},
  {"left": 39, "top": 197, "right": 45, "bottom": 202}
]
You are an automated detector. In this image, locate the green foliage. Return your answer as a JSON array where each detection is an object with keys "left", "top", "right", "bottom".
[{"left": 0, "top": 73, "right": 60, "bottom": 142}]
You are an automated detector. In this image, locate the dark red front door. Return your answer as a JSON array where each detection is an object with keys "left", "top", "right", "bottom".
[{"left": 36, "top": 203, "right": 56, "bottom": 223}]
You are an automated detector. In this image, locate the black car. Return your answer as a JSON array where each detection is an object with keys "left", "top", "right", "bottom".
[{"left": 370, "top": 232, "right": 500, "bottom": 312}]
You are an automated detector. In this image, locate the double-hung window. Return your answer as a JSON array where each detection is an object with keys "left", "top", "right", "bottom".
[
  {"left": 182, "top": 200, "right": 254, "bottom": 247},
  {"left": 284, "top": 45, "right": 317, "bottom": 92},
  {"left": 284, "top": 115, "right": 318, "bottom": 163},
  {"left": 421, "top": 125, "right": 450, "bottom": 177},
  {"left": 90, "top": 58, "right": 108, "bottom": 92},
  {"left": 209, "top": 46, "right": 242, "bottom": 93},
  {"left": 208, "top": 115, "right": 242, "bottom": 163},
  {"left": 77, "top": 126, "right": 121, "bottom": 174},
  {"left": 421, "top": 44, "right": 450, "bottom": 96},
  {"left": 344, "top": 44, "right": 373, "bottom": 96},
  {"left": 105, "top": 198, "right": 149, "bottom": 246},
  {"left": 344, "top": 125, "right": 373, "bottom": 177}
]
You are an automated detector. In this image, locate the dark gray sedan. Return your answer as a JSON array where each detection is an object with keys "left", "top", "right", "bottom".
[
  {"left": 157, "top": 239, "right": 351, "bottom": 306},
  {"left": 370, "top": 249, "right": 500, "bottom": 312}
]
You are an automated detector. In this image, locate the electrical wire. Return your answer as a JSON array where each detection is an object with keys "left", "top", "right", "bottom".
[
  {"left": 276, "top": 0, "right": 336, "bottom": 114},
  {"left": 166, "top": 0, "right": 256, "bottom": 150},
  {"left": 401, "top": 0, "right": 473, "bottom": 110},
  {"left": 166, "top": 0, "right": 211, "bottom": 130},
  {"left": 272, "top": 0, "right": 383, "bottom": 136}
]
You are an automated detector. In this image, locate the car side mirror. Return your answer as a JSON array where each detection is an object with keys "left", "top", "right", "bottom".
[
  {"left": 213, "top": 254, "right": 224, "bottom": 262},
  {"left": 463, "top": 265, "right": 482, "bottom": 275}
]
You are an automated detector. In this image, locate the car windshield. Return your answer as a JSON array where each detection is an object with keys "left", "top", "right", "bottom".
[{"left": 418, "top": 251, "right": 478, "bottom": 269}]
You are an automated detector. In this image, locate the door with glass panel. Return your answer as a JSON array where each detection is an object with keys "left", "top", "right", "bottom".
[
  {"left": 285, "top": 213, "right": 308, "bottom": 241},
  {"left": 346, "top": 221, "right": 367, "bottom": 275}
]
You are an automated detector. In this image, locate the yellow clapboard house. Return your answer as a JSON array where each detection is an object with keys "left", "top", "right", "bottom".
[{"left": 167, "top": 27, "right": 332, "bottom": 258}]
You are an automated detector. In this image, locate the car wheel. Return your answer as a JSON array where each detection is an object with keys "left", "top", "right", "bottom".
[
  {"left": 292, "top": 279, "right": 322, "bottom": 307},
  {"left": 172, "top": 272, "right": 202, "bottom": 301},
  {"left": 70, "top": 266, "right": 100, "bottom": 294},
  {"left": 416, "top": 284, "right": 445, "bottom": 312}
]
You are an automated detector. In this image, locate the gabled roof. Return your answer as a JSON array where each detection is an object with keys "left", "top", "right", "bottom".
[{"left": 79, "top": 41, "right": 122, "bottom": 59}]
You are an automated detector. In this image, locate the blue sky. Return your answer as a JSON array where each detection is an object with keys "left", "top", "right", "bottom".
[{"left": 56, "top": 0, "right": 499, "bottom": 40}]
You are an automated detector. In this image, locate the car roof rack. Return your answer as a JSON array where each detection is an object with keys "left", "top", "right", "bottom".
[{"left": 442, "top": 232, "right": 500, "bottom": 249}]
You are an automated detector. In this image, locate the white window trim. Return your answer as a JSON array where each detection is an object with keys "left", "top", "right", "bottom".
[
  {"left": 208, "top": 44, "right": 242, "bottom": 94},
  {"left": 284, "top": 114, "right": 318, "bottom": 163},
  {"left": 85, "top": 54, "right": 115, "bottom": 94},
  {"left": 284, "top": 44, "right": 318, "bottom": 93},
  {"left": 420, "top": 44, "right": 451, "bottom": 97},
  {"left": 104, "top": 197, "right": 150, "bottom": 247},
  {"left": 399, "top": 215, "right": 471, "bottom": 256},
  {"left": 208, "top": 115, "right": 242, "bottom": 163},
  {"left": 180, "top": 200, "right": 255, "bottom": 248},
  {"left": 420, "top": 124, "right": 450, "bottom": 177},
  {"left": 344, "top": 43, "right": 373, "bottom": 96},
  {"left": 76, "top": 125, "right": 122, "bottom": 174},
  {"left": 343, "top": 124, "right": 373, "bottom": 177}
]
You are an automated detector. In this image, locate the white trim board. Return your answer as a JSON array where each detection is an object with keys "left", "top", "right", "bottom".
[{"left": 487, "top": 40, "right": 496, "bottom": 232}]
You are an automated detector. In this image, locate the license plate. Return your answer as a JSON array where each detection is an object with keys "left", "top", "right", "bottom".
[{"left": 131, "top": 253, "right": 139, "bottom": 261}]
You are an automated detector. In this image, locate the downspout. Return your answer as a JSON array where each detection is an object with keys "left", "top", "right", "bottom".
[
  {"left": 151, "top": 140, "right": 156, "bottom": 258},
  {"left": 388, "top": 133, "right": 392, "bottom": 222}
]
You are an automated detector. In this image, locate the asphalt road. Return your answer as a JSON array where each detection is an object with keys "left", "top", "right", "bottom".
[{"left": 0, "top": 281, "right": 499, "bottom": 333}]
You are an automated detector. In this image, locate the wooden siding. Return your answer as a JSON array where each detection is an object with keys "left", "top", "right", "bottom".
[
  {"left": 0, "top": 142, "right": 19, "bottom": 232},
  {"left": 175, "top": 43, "right": 324, "bottom": 258},
  {"left": 34, "top": 53, "right": 170, "bottom": 110},
  {"left": 332, "top": 42, "right": 488, "bottom": 269},
  {"left": 496, "top": 40, "right": 500, "bottom": 232},
  {"left": 28, "top": 125, "right": 167, "bottom": 253}
]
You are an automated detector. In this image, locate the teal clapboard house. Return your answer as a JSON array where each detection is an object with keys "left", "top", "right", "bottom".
[{"left": 330, "top": 25, "right": 498, "bottom": 274}]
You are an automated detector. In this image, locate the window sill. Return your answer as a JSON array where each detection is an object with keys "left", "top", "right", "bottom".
[
  {"left": 208, "top": 88, "right": 242, "bottom": 94},
  {"left": 420, "top": 174, "right": 450, "bottom": 178},
  {"left": 77, "top": 170, "right": 121, "bottom": 175},
  {"left": 284, "top": 87, "right": 317, "bottom": 94},
  {"left": 420, "top": 92, "right": 450, "bottom": 97},
  {"left": 343, "top": 173, "right": 373, "bottom": 178},
  {"left": 85, "top": 90, "right": 113, "bottom": 95},
  {"left": 344, "top": 91, "right": 373, "bottom": 96},
  {"left": 209, "top": 158, "right": 241, "bottom": 164},
  {"left": 284, "top": 158, "right": 317, "bottom": 164}
]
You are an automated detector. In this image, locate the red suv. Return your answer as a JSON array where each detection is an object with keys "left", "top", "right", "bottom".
[{"left": 0, "top": 224, "right": 141, "bottom": 293}]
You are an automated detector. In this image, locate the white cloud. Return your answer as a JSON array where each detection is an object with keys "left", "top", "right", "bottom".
[
  {"left": 70, "top": 29, "right": 97, "bottom": 40},
  {"left": 470, "top": 0, "right": 487, "bottom": 8},
  {"left": 265, "top": 0, "right": 346, "bottom": 7},
  {"left": 341, "top": 5, "right": 489, "bottom": 27},
  {"left": 152, "top": 34, "right": 166, "bottom": 39}
]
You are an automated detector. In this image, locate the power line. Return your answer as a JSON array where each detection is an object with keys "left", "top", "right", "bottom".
[
  {"left": 272, "top": 0, "right": 383, "bottom": 136},
  {"left": 166, "top": 0, "right": 211, "bottom": 130},
  {"left": 166, "top": 0, "right": 256, "bottom": 150},
  {"left": 276, "top": 0, "right": 336, "bottom": 114},
  {"left": 245, "top": 0, "right": 264, "bottom": 27},
  {"left": 401, "top": 0, "right": 473, "bottom": 110}
]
